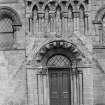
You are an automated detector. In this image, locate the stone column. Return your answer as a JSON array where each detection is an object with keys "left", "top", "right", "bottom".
[
  {"left": 26, "top": 16, "right": 30, "bottom": 34},
  {"left": 93, "top": 22, "right": 103, "bottom": 45},
  {"left": 62, "top": 12, "right": 68, "bottom": 35},
  {"left": 27, "top": 67, "right": 50, "bottom": 105},
  {"left": 33, "top": 10, "right": 38, "bottom": 35},
  {"left": 12, "top": 25, "right": 21, "bottom": 48},
  {"left": 79, "top": 9, "right": 85, "bottom": 34},
  {"left": 42, "top": 68, "right": 50, "bottom": 105},
  {"left": 29, "top": 17, "right": 33, "bottom": 34},
  {"left": 71, "top": 71, "right": 74, "bottom": 105},
  {"left": 38, "top": 12, "right": 44, "bottom": 33},
  {"left": 72, "top": 60, "right": 78, "bottom": 105},
  {"left": 50, "top": 12, "right": 55, "bottom": 33},
  {"left": 27, "top": 68, "right": 39, "bottom": 105},
  {"left": 78, "top": 71, "right": 83, "bottom": 105},
  {"left": 83, "top": 66, "right": 93, "bottom": 105},
  {"left": 76, "top": 71, "right": 79, "bottom": 105},
  {"left": 55, "top": 9, "right": 62, "bottom": 37},
  {"left": 73, "top": 11, "right": 80, "bottom": 32},
  {"left": 73, "top": 69, "right": 77, "bottom": 105},
  {"left": 68, "top": 10, "right": 73, "bottom": 36},
  {"left": 85, "top": 14, "right": 88, "bottom": 35},
  {"left": 88, "top": 0, "right": 92, "bottom": 35},
  {"left": 45, "top": 10, "right": 50, "bottom": 34},
  {"left": 98, "top": 23, "right": 103, "bottom": 45}
]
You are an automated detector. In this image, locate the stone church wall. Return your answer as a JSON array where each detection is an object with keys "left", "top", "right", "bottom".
[
  {"left": 0, "top": 0, "right": 26, "bottom": 105},
  {"left": 0, "top": 0, "right": 104, "bottom": 105}
]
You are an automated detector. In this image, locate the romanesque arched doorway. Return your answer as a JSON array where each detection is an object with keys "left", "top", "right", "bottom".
[
  {"left": 35, "top": 40, "right": 84, "bottom": 105},
  {"left": 27, "top": 40, "right": 84, "bottom": 105},
  {"left": 47, "top": 55, "right": 71, "bottom": 105}
]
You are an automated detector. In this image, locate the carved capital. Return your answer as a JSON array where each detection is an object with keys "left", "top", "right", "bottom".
[
  {"left": 62, "top": 12, "right": 68, "bottom": 18},
  {"left": 73, "top": 12, "right": 80, "bottom": 18},
  {"left": 49, "top": 12, "right": 55, "bottom": 18},
  {"left": 38, "top": 12, "right": 44, "bottom": 18}
]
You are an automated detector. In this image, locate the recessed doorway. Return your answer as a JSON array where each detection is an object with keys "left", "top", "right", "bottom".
[
  {"left": 47, "top": 55, "right": 71, "bottom": 105},
  {"left": 49, "top": 68, "right": 71, "bottom": 105}
]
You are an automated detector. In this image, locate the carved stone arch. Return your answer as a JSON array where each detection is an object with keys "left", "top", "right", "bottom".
[
  {"left": 59, "top": 0, "right": 68, "bottom": 12},
  {"left": 34, "top": 40, "right": 83, "bottom": 67},
  {"left": 43, "top": 0, "right": 58, "bottom": 11},
  {"left": 37, "top": 1, "right": 45, "bottom": 11},
  {"left": 44, "top": 4, "right": 50, "bottom": 11},
  {"left": 79, "top": 3, "right": 85, "bottom": 10},
  {"left": 27, "top": 40, "right": 87, "bottom": 105},
  {"left": 67, "top": 0, "right": 80, "bottom": 11},
  {"left": 31, "top": 1, "right": 45, "bottom": 12},
  {"left": 32, "top": 4, "right": 38, "bottom": 18},
  {"left": 78, "top": 2, "right": 87, "bottom": 11},
  {"left": 31, "top": 1, "right": 38, "bottom": 12},
  {"left": 67, "top": 1, "right": 74, "bottom": 9},
  {"left": 56, "top": 1, "right": 66, "bottom": 12},
  {"left": 0, "top": 6, "right": 22, "bottom": 26},
  {"left": 68, "top": 3, "right": 73, "bottom": 18},
  {"left": 95, "top": 5, "right": 105, "bottom": 22},
  {"left": 32, "top": 4, "right": 38, "bottom": 12},
  {"left": 79, "top": 3, "right": 85, "bottom": 15},
  {"left": 56, "top": 4, "right": 62, "bottom": 11},
  {"left": 68, "top": 3, "right": 73, "bottom": 10}
]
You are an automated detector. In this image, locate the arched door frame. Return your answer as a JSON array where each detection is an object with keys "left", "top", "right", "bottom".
[
  {"left": 26, "top": 40, "right": 85, "bottom": 105},
  {"left": 35, "top": 40, "right": 84, "bottom": 105}
]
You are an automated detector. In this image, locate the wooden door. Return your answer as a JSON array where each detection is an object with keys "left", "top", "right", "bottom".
[{"left": 49, "top": 68, "right": 71, "bottom": 105}]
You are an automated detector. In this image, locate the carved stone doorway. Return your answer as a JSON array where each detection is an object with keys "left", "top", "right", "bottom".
[{"left": 47, "top": 55, "right": 72, "bottom": 105}]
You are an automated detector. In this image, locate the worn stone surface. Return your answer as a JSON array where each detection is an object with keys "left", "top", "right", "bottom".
[{"left": 0, "top": 0, "right": 105, "bottom": 105}]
